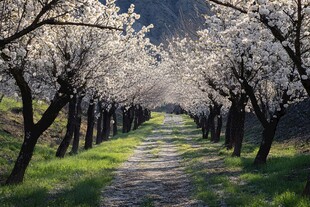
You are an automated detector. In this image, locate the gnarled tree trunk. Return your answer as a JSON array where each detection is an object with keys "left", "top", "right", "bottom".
[
  {"left": 225, "top": 104, "right": 234, "bottom": 149},
  {"left": 102, "top": 110, "right": 111, "bottom": 141},
  {"left": 214, "top": 114, "right": 222, "bottom": 143},
  {"left": 128, "top": 105, "right": 135, "bottom": 132},
  {"left": 133, "top": 105, "right": 140, "bottom": 131},
  {"left": 84, "top": 98, "right": 95, "bottom": 150},
  {"left": 112, "top": 111, "right": 118, "bottom": 136},
  {"left": 231, "top": 109, "right": 245, "bottom": 156},
  {"left": 205, "top": 109, "right": 213, "bottom": 140},
  {"left": 71, "top": 95, "right": 83, "bottom": 154},
  {"left": 96, "top": 102, "right": 103, "bottom": 144},
  {"left": 56, "top": 97, "right": 77, "bottom": 158},
  {"left": 122, "top": 107, "right": 130, "bottom": 133},
  {"left": 201, "top": 114, "right": 207, "bottom": 139},
  {"left": 254, "top": 120, "right": 279, "bottom": 164},
  {"left": 6, "top": 90, "right": 69, "bottom": 184},
  {"left": 231, "top": 96, "right": 247, "bottom": 157}
]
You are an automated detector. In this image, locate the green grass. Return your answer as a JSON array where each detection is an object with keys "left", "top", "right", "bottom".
[
  {"left": 0, "top": 97, "right": 22, "bottom": 112},
  {"left": 0, "top": 97, "right": 68, "bottom": 182},
  {"left": 150, "top": 148, "right": 160, "bottom": 158},
  {"left": 173, "top": 114, "right": 310, "bottom": 207},
  {"left": 0, "top": 112, "right": 164, "bottom": 207}
]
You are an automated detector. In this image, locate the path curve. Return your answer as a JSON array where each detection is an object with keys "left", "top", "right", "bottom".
[{"left": 101, "top": 115, "right": 200, "bottom": 207}]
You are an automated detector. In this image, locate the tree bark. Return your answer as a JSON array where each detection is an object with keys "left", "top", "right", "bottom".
[
  {"left": 138, "top": 106, "right": 144, "bottom": 127},
  {"left": 96, "top": 103, "right": 103, "bottom": 144},
  {"left": 254, "top": 120, "right": 279, "bottom": 164},
  {"left": 56, "top": 97, "right": 76, "bottom": 158},
  {"left": 214, "top": 114, "right": 222, "bottom": 143},
  {"left": 84, "top": 99, "right": 95, "bottom": 150},
  {"left": 225, "top": 104, "right": 234, "bottom": 149},
  {"left": 133, "top": 105, "right": 140, "bottom": 130},
  {"left": 122, "top": 107, "right": 129, "bottom": 133},
  {"left": 210, "top": 118, "right": 216, "bottom": 142},
  {"left": 201, "top": 115, "right": 207, "bottom": 139},
  {"left": 112, "top": 111, "right": 118, "bottom": 136},
  {"left": 231, "top": 104, "right": 246, "bottom": 157},
  {"left": 144, "top": 109, "right": 151, "bottom": 121},
  {"left": 102, "top": 109, "right": 112, "bottom": 141},
  {"left": 205, "top": 110, "right": 213, "bottom": 140},
  {"left": 128, "top": 105, "right": 134, "bottom": 132},
  {"left": 195, "top": 115, "right": 202, "bottom": 128},
  {"left": 71, "top": 95, "right": 83, "bottom": 154}
]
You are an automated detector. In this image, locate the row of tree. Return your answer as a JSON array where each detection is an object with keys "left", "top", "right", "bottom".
[
  {"left": 0, "top": 0, "right": 166, "bottom": 185},
  {"left": 163, "top": 0, "right": 309, "bottom": 196}
]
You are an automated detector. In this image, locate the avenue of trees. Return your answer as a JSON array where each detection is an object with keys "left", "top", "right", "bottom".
[
  {"left": 0, "top": 0, "right": 167, "bottom": 185},
  {"left": 164, "top": 0, "right": 310, "bottom": 196},
  {"left": 1, "top": 0, "right": 310, "bottom": 198}
]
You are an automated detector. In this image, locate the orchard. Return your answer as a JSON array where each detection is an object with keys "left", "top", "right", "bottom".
[{"left": 0, "top": 0, "right": 310, "bottom": 206}]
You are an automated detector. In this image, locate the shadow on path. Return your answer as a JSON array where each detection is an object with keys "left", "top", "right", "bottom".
[{"left": 101, "top": 115, "right": 200, "bottom": 207}]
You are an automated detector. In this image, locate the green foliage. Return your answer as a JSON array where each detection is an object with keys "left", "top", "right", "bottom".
[
  {"left": 0, "top": 112, "right": 164, "bottom": 207},
  {"left": 173, "top": 114, "right": 310, "bottom": 207}
]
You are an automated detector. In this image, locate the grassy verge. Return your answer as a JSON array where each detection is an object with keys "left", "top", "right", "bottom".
[
  {"left": 0, "top": 97, "right": 68, "bottom": 183},
  {"left": 172, "top": 115, "right": 310, "bottom": 207},
  {"left": 0, "top": 112, "right": 164, "bottom": 207}
]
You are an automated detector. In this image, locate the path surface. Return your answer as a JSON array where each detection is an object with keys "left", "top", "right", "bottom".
[{"left": 101, "top": 115, "right": 200, "bottom": 207}]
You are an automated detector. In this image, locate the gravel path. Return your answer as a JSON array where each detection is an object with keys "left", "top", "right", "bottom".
[{"left": 101, "top": 115, "right": 200, "bottom": 207}]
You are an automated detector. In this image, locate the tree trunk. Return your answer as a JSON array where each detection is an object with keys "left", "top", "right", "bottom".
[
  {"left": 122, "top": 107, "right": 129, "bottom": 133},
  {"left": 96, "top": 103, "right": 103, "bottom": 144},
  {"left": 84, "top": 99, "right": 95, "bottom": 150},
  {"left": 6, "top": 92, "right": 70, "bottom": 185},
  {"left": 6, "top": 132, "right": 39, "bottom": 184},
  {"left": 56, "top": 97, "right": 76, "bottom": 158},
  {"left": 102, "top": 109, "right": 112, "bottom": 141},
  {"left": 194, "top": 115, "right": 202, "bottom": 128},
  {"left": 209, "top": 107, "right": 217, "bottom": 142},
  {"left": 145, "top": 109, "right": 151, "bottom": 121},
  {"left": 231, "top": 104, "right": 246, "bottom": 157},
  {"left": 128, "top": 106, "right": 134, "bottom": 132},
  {"left": 205, "top": 111, "right": 212, "bottom": 140},
  {"left": 133, "top": 105, "right": 140, "bottom": 130},
  {"left": 254, "top": 121, "right": 278, "bottom": 165},
  {"left": 71, "top": 95, "right": 83, "bottom": 154},
  {"left": 210, "top": 117, "right": 216, "bottom": 142},
  {"left": 303, "top": 175, "right": 310, "bottom": 197},
  {"left": 138, "top": 106, "right": 144, "bottom": 127},
  {"left": 214, "top": 114, "right": 222, "bottom": 143},
  {"left": 201, "top": 115, "right": 206, "bottom": 139},
  {"left": 112, "top": 111, "right": 118, "bottom": 136},
  {"left": 225, "top": 104, "right": 234, "bottom": 149}
]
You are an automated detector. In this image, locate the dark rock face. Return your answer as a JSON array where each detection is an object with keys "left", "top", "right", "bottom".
[
  {"left": 101, "top": 0, "right": 211, "bottom": 44},
  {"left": 244, "top": 99, "right": 310, "bottom": 143}
]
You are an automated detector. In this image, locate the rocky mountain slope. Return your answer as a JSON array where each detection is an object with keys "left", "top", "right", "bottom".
[{"left": 102, "top": 0, "right": 211, "bottom": 44}]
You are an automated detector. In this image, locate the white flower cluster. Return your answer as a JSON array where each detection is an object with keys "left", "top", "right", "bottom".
[{"left": 0, "top": 0, "right": 168, "bottom": 109}]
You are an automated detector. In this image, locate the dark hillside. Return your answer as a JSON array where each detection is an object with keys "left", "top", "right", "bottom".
[
  {"left": 102, "top": 0, "right": 211, "bottom": 44},
  {"left": 245, "top": 99, "right": 310, "bottom": 147}
]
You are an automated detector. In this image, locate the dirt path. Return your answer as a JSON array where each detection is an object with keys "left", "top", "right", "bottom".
[{"left": 101, "top": 115, "right": 200, "bottom": 207}]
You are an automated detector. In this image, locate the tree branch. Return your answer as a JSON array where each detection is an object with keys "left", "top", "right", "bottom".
[{"left": 208, "top": 0, "right": 247, "bottom": 14}]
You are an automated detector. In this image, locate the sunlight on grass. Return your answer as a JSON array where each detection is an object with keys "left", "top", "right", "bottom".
[
  {"left": 0, "top": 112, "right": 164, "bottom": 207},
  {"left": 0, "top": 97, "right": 22, "bottom": 112},
  {"left": 174, "top": 114, "right": 310, "bottom": 207}
]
